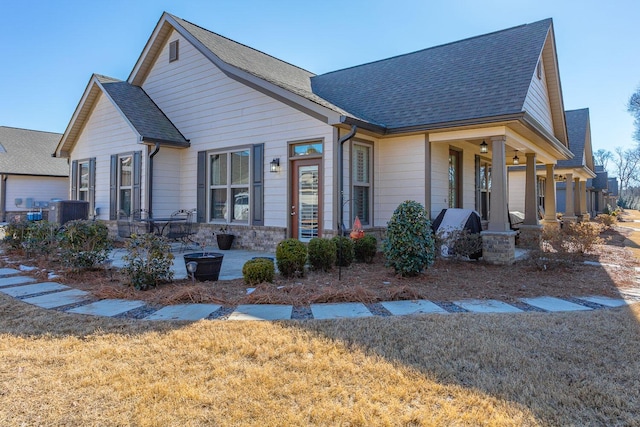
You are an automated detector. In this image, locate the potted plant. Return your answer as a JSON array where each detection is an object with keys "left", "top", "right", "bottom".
[{"left": 215, "top": 225, "right": 235, "bottom": 250}]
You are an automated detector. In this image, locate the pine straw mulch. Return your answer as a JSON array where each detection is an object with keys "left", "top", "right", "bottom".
[{"left": 2, "top": 221, "right": 639, "bottom": 308}]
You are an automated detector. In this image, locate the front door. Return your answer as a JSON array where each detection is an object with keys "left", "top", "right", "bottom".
[{"left": 291, "top": 159, "right": 322, "bottom": 241}]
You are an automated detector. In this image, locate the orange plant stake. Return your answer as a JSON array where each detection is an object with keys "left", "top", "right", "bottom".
[{"left": 350, "top": 216, "right": 365, "bottom": 240}]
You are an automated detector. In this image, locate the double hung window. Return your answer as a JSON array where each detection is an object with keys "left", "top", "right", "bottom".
[{"left": 209, "top": 149, "right": 250, "bottom": 223}]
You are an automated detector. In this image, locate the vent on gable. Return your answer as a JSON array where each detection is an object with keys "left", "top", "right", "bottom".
[
  {"left": 169, "top": 40, "right": 179, "bottom": 63},
  {"left": 536, "top": 60, "right": 542, "bottom": 79}
]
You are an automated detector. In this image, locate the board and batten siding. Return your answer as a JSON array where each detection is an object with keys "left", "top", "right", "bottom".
[
  {"left": 140, "top": 29, "right": 334, "bottom": 229},
  {"left": 5, "top": 176, "right": 68, "bottom": 211},
  {"left": 374, "top": 135, "right": 426, "bottom": 226},
  {"left": 70, "top": 92, "right": 145, "bottom": 220},
  {"left": 523, "top": 58, "right": 554, "bottom": 134}
]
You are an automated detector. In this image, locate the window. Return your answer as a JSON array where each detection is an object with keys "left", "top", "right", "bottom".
[
  {"left": 537, "top": 176, "right": 545, "bottom": 212},
  {"left": 291, "top": 142, "right": 322, "bottom": 157},
  {"left": 118, "top": 155, "right": 133, "bottom": 216},
  {"left": 448, "top": 149, "right": 462, "bottom": 208},
  {"left": 475, "top": 155, "right": 491, "bottom": 220},
  {"left": 352, "top": 143, "right": 372, "bottom": 225},
  {"left": 71, "top": 158, "right": 95, "bottom": 215},
  {"left": 169, "top": 40, "right": 179, "bottom": 62},
  {"left": 209, "top": 149, "right": 250, "bottom": 223}
]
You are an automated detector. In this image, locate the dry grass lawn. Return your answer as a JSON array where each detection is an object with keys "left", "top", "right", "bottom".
[{"left": 1, "top": 211, "right": 640, "bottom": 425}]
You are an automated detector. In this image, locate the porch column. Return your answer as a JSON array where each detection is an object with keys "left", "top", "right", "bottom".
[
  {"left": 580, "top": 180, "right": 589, "bottom": 219},
  {"left": 574, "top": 177, "right": 582, "bottom": 219},
  {"left": 542, "top": 164, "right": 558, "bottom": 224},
  {"left": 563, "top": 172, "right": 576, "bottom": 222},
  {"left": 523, "top": 153, "right": 538, "bottom": 226},
  {"left": 487, "top": 136, "right": 510, "bottom": 232}
]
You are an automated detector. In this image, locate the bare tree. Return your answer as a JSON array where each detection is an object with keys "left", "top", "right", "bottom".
[
  {"left": 629, "top": 88, "right": 640, "bottom": 142},
  {"left": 613, "top": 146, "right": 640, "bottom": 195},
  {"left": 593, "top": 148, "right": 612, "bottom": 170}
]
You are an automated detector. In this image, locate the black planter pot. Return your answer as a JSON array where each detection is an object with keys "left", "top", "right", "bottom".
[
  {"left": 216, "top": 234, "right": 235, "bottom": 250},
  {"left": 183, "top": 252, "right": 224, "bottom": 281}
]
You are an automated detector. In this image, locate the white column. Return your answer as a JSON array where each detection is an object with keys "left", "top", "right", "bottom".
[
  {"left": 488, "top": 136, "right": 510, "bottom": 232},
  {"left": 524, "top": 153, "right": 538, "bottom": 226}
]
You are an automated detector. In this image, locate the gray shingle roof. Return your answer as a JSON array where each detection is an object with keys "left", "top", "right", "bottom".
[
  {"left": 0, "top": 127, "right": 68, "bottom": 176},
  {"left": 592, "top": 165, "right": 608, "bottom": 190},
  {"left": 170, "top": 15, "right": 360, "bottom": 121},
  {"left": 558, "top": 108, "right": 589, "bottom": 168},
  {"left": 96, "top": 75, "right": 189, "bottom": 146},
  {"left": 311, "top": 19, "right": 553, "bottom": 130}
]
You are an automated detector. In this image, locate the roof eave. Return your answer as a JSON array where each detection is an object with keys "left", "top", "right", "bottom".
[{"left": 141, "top": 137, "right": 191, "bottom": 148}]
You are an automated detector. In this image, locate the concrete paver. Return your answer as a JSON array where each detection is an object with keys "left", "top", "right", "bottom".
[
  {"left": 454, "top": 299, "right": 523, "bottom": 313},
  {"left": 228, "top": 304, "right": 292, "bottom": 321},
  {"left": 577, "top": 296, "right": 630, "bottom": 308},
  {"left": 22, "top": 289, "right": 91, "bottom": 309},
  {"left": 0, "top": 276, "right": 37, "bottom": 288},
  {"left": 67, "top": 299, "right": 146, "bottom": 317},
  {"left": 0, "top": 282, "right": 69, "bottom": 298},
  {"left": 145, "top": 303, "right": 222, "bottom": 321},
  {"left": 0, "top": 268, "right": 20, "bottom": 277},
  {"left": 380, "top": 300, "right": 448, "bottom": 315},
  {"left": 311, "top": 302, "right": 373, "bottom": 320},
  {"left": 520, "top": 296, "right": 592, "bottom": 312}
]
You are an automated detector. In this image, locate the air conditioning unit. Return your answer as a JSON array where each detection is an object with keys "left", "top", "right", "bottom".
[{"left": 49, "top": 200, "right": 89, "bottom": 225}]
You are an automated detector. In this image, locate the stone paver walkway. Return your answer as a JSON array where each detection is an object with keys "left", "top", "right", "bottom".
[{"left": 0, "top": 268, "right": 638, "bottom": 321}]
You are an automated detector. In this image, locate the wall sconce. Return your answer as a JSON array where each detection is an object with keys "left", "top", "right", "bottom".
[
  {"left": 269, "top": 158, "right": 280, "bottom": 173},
  {"left": 480, "top": 140, "right": 488, "bottom": 154},
  {"left": 512, "top": 151, "right": 519, "bottom": 165}
]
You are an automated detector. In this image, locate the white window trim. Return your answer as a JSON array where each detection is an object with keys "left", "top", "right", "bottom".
[
  {"left": 208, "top": 148, "right": 252, "bottom": 224},
  {"left": 351, "top": 141, "right": 373, "bottom": 226}
]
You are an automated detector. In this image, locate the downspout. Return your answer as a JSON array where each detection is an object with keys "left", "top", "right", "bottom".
[
  {"left": 148, "top": 143, "right": 161, "bottom": 218},
  {"left": 0, "top": 174, "right": 6, "bottom": 222},
  {"left": 337, "top": 125, "right": 357, "bottom": 235}
]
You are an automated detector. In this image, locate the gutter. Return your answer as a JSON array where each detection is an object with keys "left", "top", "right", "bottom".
[
  {"left": 337, "top": 125, "right": 357, "bottom": 235},
  {"left": 148, "top": 142, "right": 161, "bottom": 217}
]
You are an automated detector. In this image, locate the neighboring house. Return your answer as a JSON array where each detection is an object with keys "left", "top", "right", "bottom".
[
  {"left": 0, "top": 126, "right": 69, "bottom": 222},
  {"left": 509, "top": 108, "right": 596, "bottom": 221},
  {"left": 589, "top": 165, "right": 616, "bottom": 215},
  {"left": 55, "top": 12, "right": 575, "bottom": 264}
]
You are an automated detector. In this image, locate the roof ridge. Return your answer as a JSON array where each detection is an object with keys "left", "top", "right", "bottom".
[
  {"left": 0, "top": 126, "right": 62, "bottom": 136},
  {"left": 169, "top": 13, "right": 316, "bottom": 76},
  {"left": 316, "top": 18, "right": 553, "bottom": 77},
  {"left": 565, "top": 107, "right": 589, "bottom": 114}
]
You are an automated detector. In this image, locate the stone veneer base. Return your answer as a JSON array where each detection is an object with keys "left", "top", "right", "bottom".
[
  {"left": 517, "top": 224, "right": 543, "bottom": 249},
  {"left": 481, "top": 231, "right": 517, "bottom": 265}
]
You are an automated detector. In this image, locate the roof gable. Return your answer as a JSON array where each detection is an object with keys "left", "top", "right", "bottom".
[
  {"left": 56, "top": 74, "right": 188, "bottom": 157},
  {"left": 311, "top": 19, "right": 553, "bottom": 131},
  {"left": 0, "top": 127, "right": 68, "bottom": 176},
  {"left": 558, "top": 108, "right": 595, "bottom": 174}
]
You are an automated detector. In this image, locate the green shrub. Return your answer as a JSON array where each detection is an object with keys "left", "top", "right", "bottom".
[
  {"left": 354, "top": 234, "right": 377, "bottom": 263},
  {"left": 59, "top": 220, "right": 113, "bottom": 270},
  {"left": 122, "top": 233, "right": 174, "bottom": 290},
  {"left": 308, "top": 238, "right": 336, "bottom": 271},
  {"left": 23, "top": 220, "right": 60, "bottom": 259},
  {"left": 383, "top": 200, "right": 436, "bottom": 277},
  {"left": 276, "top": 238, "right": 307, "bottom": 278},
  {"left": 3, "top": 220, "right": 30, "bottom": 250},
  {"left": 242, "top": 258, "right": 275, "bottom": 285},
  {"left": 332, "top": 236, "right": 354, "bottom": 267}
]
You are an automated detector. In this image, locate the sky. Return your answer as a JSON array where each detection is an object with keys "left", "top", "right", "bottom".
[{"left": 1, "top": 0, "right": 639, "bottom": 154}]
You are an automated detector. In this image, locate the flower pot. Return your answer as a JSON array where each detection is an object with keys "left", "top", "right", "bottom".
[
  {"left": 183, "top": 252, "right": 224, "bottom": 281},
  {"left": 216, "top": 234, "right": 235, "bottom": 250}
]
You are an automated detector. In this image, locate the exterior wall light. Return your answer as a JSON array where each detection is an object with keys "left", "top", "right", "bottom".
[
  {"left": 513, "top": 151, "right": 520, "bottom": 165},
  {"left": 480, "top": 140, "right": 488, "bottom": 153},
  {"left": 270, "top": 158, "right": 280, "bottom": 173}
]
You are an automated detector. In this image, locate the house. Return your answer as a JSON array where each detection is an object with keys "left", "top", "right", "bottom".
[
  {"left": 0, "top": 126, "right": 69, "bottom": 222},
  {"left": 509, "top": 108, "right": 596, "bottom": 222},
  {"left": 589, "top": 165, "right": 618, "bottom": 215},
  {"left": 55, "top": 12, "right": 576, "bottom": 264}
]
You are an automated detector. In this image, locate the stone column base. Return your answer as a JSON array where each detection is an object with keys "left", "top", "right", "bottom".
[
  {"left": 481, "top": 231, "right": 517, "bottom": 265},
  {"left": 517, "top": 224, "right": 543, "bottom": 249},
  {"left": 541, "top": 219, "right": 560, "bottom": 231},
  {"left": 561, "top": 216, "right": 578, "bottom": 226}
]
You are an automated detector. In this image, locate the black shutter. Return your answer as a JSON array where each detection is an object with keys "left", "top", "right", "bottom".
[
  {"left": 89, "top": 157, "right": 96, "bottom": 216},
  {"left": 71, "top": 160, "right": 78, "bottom": 199},
  {"left": 252, "top": 144, "right": 264, "bottom": 226},
  {"left": 196, "top": 151, "right": 206, "bottom": 223},
  {"left": 109, "top": 155, "right": 117, "bottom": 220},
  {"left": 133, "top": 151, "right": 142, "bottom": 214}
]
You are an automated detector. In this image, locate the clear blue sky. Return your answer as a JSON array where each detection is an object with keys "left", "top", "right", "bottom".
[{"left": 1, "top": 0, "right": 638, "bottom": 153}]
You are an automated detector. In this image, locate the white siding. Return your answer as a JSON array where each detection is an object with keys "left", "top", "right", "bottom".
[
  {"left": 523, "top": 58, "right": 554, "bottom": 134},
  {"left": 508, "top": 170, "right": 526, "bottom": 212},
  {"left": 374, "top": 135, "right": 425, "bottom": 226},
  {"left": 5, "top": 176, "right": 68, "bottom": 212},
  {"left": 430, "top": 143, "right": 450, "bottom": 218},
  {"left": 141, "top": 30, "right": 334, "bottom": 230},
  {"left": 151, "top": 147, "right": 183, "bottom": 216},
  {"left": 70, "top": 93, "right": 143, "bottom": 220}
]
